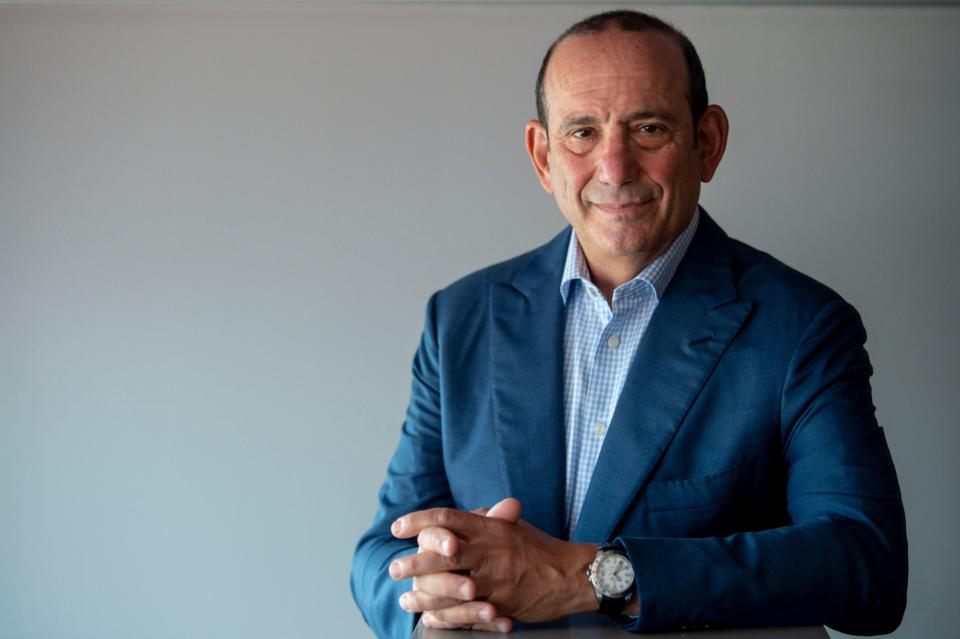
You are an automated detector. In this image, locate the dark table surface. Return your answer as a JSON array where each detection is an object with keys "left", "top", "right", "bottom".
[{"left": 413, "top": 615, "right": 829, "bottom": 639}]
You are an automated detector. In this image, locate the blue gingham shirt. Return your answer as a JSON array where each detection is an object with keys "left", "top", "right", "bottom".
[{"left": 560, "top": 210, "right": 699, "bottom": 536}]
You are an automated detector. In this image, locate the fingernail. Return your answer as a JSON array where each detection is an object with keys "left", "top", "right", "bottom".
[
  {"left": 389, "top": 560, "right": 401, "bottom": 578},
  {"left": 391, "top": 519, "right": 404, "bottom": 535},
  {"left": 441, "top": 538, "right": 451, "bottom": 555},
  {"left": 479, "top": 608, "right": 494, "bottom": 622},
  {"left": 398, "top": 593, "right": 409, "bottom": 610},
  {"left": 496, "top": 620, "right": 510, "bottom": 632},
  {"left": 459, "top": 583, "right": 472, "bottom": 599}
]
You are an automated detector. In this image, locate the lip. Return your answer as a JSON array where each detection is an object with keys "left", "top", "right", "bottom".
[{"left": 591, "top": 199, "right": 655, "bottom": 215}]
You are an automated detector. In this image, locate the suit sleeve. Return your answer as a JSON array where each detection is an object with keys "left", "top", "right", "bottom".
[
  {"left": 350, "top": 293, "right": 455, "bottom": 639},
  {"left": 615, "top": 299, "right": 907, "bottom": 635}
]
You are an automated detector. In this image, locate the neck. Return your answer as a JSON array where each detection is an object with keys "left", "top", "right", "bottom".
[
  {"left": 574, "top": 209, "right": 699, "bottom": 304},
  {"left": 583, "top": 252, "right": 659, "bottom": 304}
]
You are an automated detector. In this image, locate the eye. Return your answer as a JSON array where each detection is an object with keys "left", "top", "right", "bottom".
[
  {"left": 635, "top": 124, "right": 664, "bottom": 136},
  {"left": 562, "top": 126, "right": 600, "bottom": 154}
]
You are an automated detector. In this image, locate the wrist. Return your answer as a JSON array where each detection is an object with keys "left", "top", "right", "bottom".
[{"left": 566, "top": 543, "right": 601, "bottom": 615}]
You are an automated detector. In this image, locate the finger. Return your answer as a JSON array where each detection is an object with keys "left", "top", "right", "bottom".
[
  {"left": 421, "top": 612, "right": 463, "bottom": 630},
  {"left": 400, "top": 590, "right": 494, "bottom": 616},
  {"left": 422, "top": 610, "right": 511, "bottom": 632},
  {"left": 485, "top": 498, "right": 522, "bottom": 523},
  {"left": 392, "top": 508, "right": 484, "bottom": 539},
  {"left": 398, "top": 590, "right": 464, "bottom": 613},
  {"left": 412, "top": 572, "right": 476, "bottom": 601},
  {"left": 427, "top": 602, "right": 498, "bottom": 626},
  {"left": 389, "top": 548, "right": 459, "bottom": 579},
  {"left": 416, "top": 525, "right": 459, "bottom": 557},
  {"left": 421, "top": 611, "right": 511, "bottom": 632},
  {"left": 427, "top": 605, "right": 513, "bottom": 632}
]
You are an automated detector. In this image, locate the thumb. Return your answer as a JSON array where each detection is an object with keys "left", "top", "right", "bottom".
[{"left": 485, "top": 497, "right": 522, "bottom": 523}]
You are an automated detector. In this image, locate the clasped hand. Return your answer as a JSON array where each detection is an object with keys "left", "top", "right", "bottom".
[{"left": 388, "top": 498, "right": 598, "bottom": 632}]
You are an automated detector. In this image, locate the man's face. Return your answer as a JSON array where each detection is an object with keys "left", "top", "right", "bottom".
[{"left": 530, "top": 29, "right": 710, "bottom": 267}]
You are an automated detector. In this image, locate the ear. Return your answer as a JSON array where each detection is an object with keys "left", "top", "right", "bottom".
[
  {"left": 696, "top": 105, "right": 729, "bottom": 183},
  {"left": 525, "top": 119, "right": 554, "bottom": 194}
]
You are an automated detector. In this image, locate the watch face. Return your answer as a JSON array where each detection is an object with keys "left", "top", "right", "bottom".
[{"left": 596, "top": 552, "right": 635, "bottom": 596}]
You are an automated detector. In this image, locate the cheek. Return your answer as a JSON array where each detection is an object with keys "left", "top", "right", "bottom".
[
  {"left": 643, "top": 154, "right": 682, "bottom": 187},
  {"left": 552, "top": 157, "right": 591, "bottom": 201},
  {"left": 652, "top": 150, "right": 701, "bottom": 195}
]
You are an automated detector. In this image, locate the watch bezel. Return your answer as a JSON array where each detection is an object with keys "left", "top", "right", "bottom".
[{"left": 591, "top": 550, "right": 635, "bottom": 597}]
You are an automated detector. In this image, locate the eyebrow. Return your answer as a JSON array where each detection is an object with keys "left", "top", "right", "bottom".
[
  {"left": 558, "top": 115, "right": 601, "bottom": 129},
  {"left": 557, "top": 110, "right": 678, "bottom": 131}
]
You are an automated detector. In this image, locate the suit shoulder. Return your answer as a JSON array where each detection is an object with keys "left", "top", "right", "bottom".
[
  {"left": 729, "top": 237, "right": 848, "bottom": 316},
  {"left": 433, "top": 229, "right": 568, "bottom": 310}
]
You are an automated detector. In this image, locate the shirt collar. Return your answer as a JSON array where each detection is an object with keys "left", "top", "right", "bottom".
[{"left": 560, "top": 207, "right": 700, "bottom": 305}]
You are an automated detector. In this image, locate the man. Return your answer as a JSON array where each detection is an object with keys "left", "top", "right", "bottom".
[{"left": 351, "top": 10, "right": 907, "bottom": 639}]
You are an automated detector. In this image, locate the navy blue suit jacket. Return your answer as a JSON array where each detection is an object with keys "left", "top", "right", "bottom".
[{"left": 351, "top": 212, "right": 907, "bottom": 638}]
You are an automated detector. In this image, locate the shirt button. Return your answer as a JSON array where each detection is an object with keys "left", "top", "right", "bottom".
[
  {"left": 594, "top": 422, "right": 606, "bottom": 436},
  {"left": 607, "top": 335, "right": 621, "bottom": 349}
]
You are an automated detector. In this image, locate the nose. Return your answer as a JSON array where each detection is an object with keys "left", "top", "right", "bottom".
[{"left": 595, "top": 128, "right": 640, "bottom": 186}]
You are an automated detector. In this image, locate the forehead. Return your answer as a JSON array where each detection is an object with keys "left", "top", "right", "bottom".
[{"left": 544, "top": 29, "right": 689, "bottom": 123}]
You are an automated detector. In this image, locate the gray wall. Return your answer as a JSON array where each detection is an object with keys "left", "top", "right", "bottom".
[{"left": 1, "top": 3, "right": 957, "bottom": 638}]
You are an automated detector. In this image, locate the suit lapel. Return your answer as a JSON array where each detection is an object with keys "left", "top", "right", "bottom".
[
  {"left": 490, "top": 229, "right": 569, "bottom": 539},
  {"left": 572, "top": 212, "right": 753, "bottom": 543}
]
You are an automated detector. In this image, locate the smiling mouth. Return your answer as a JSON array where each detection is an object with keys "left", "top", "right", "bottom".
[{"left": 590, "top": 199, "right": 656, "bottom": 215}]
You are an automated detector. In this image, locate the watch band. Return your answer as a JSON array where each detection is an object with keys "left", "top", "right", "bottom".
[{"left": 598, "top": 585, "right": 634, "bottom": 616}]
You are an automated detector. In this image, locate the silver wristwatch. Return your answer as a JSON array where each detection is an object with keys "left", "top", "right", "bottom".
[{"left": 586, "top": 544, "right": 635, "bottom": 615}]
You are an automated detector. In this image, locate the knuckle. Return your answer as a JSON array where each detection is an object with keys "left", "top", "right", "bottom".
[
  {"left": 420, "top": 528, "right": 447, "bottom": 555},
  {"left": 439, "top": 541, "right": 458, "bottom": 565},
  {"left": 459, "top": 578, "right": 476, "bottom": 600},
  {"left": 444, "top": 552, "right": 460, "bottom": 572},
  {"left": 449, "top": 578, "right": 468, "bottom": 599},
  {"left": 436, "top": 508, "right": 454, "bottom": 527},
  {"left": 416, "top": 529, "right": 431, "bottom": 548}
]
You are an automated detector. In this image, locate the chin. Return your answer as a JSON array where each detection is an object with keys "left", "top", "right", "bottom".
[{"left": 599, "top": 230, "right": 654, "bottom": 258}]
